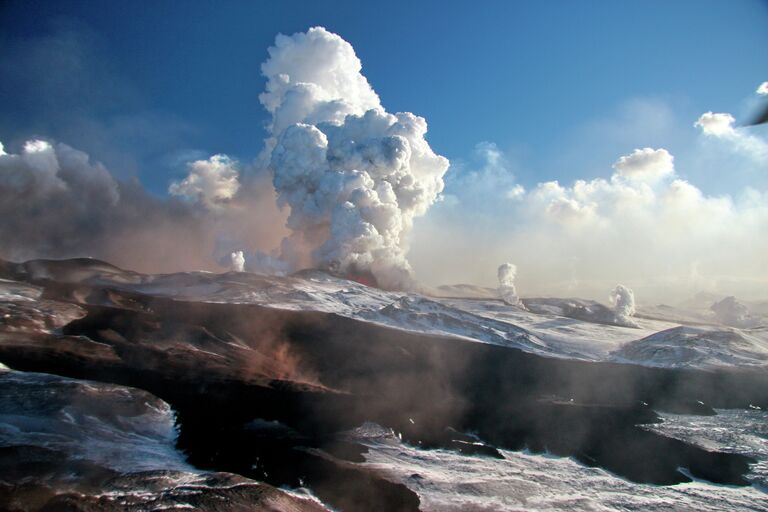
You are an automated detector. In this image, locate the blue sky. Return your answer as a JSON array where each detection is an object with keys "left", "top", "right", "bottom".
[{"left": 1, "top": 0, "right": 767, "bottom": 195}]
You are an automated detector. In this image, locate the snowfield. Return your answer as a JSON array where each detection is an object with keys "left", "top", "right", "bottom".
[
  {"left": 612, "top": 326, "right": 768, "bottom": 369},
  {"left": 350, "top": 411, "right": 768, "bottom": 512},
  {"left": 27, "top": 262, "right": 763, "bottom": 370}
]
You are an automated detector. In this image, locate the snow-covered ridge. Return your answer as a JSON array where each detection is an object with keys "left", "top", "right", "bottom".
[
  {"left": 5, "top": 258, "right": 768, "bottom": 370},
  {"left": 612, "top": 326, "right": 768, "bottom": 369}
]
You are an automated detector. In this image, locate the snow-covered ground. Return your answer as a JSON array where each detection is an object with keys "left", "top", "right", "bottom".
[
  {"left": 438, "top": 297, "right": 681, "bottom": 360},
  {"left": 0, "top": 367, "right": 328, "bottom": 511},
  {"left": 349, "top": 410, "right": 768, "bottom": 511},
  {"left": 613, "top": 326, "right": 768, "bottom": 369},
  {"left": 644, "top": 409, "right": 768, "bottom": 491},
  {"left": 119, "top": 270, "right": 768, "bottom": 369},
  {"left": 0, "top": 367, "right": 192, "bottom": 473},
  {"left": 441, "top": 297, "right": 768, "bottom": 369},
  {"left": 7, "top": 260, "right": 768, "bottom": 369}
]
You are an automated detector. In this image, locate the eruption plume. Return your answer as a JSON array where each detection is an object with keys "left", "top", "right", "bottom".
[{"left": 259, "top": 27, "right": 449, "bottom": 290}]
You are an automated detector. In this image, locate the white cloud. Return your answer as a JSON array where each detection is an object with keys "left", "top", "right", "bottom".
[
  {"left": 612, "top": 147, "right": 674, "bottom": 183},
  {"left": 411, "top": 139, "right": 768, "bottom": 301},
  {"left": 169, "top": 154, "right": 240, "bottom": 209},
  {"left": 757, "top": 82, "right": 768, "bottom": 96},
  {"left": 259, "top": 27, "right": 381, "bottom": 136},
  {"left": 695, "top": 112, "right": 737, "bottom": 137},
  {"left": 506, "top": 184, "right": 526, "bottom": 200},
  {"left": 695, "top": 111, "right": 768, "bottom": 160}
]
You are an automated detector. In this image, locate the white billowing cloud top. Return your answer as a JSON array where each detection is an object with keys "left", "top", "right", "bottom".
[
  {"left": 169, "top": 154, "right": 240, "bottom": 209},
  {"left": 259, "top": 27, "right": 381, "bottom": 135},
  {"left": 757, "top": 82, "right": 768, "bottom": 95},
  {"left": 612, "top": 147, "right": 674, "bottom": 183},
  {"left": 695, "top": 111, "right": 737, "bottom": 137},
  {"left": 259, "top": 27, "right": 449, "bottom": 289},
  {"left": 413, "top": 121, "right": 768, "bottom": 300},
  {"left": 522, "top": 147, "right": 679, "bottom": 226},
  {"left": 695, "top": 111, "right": 768, "bottom": 160}
]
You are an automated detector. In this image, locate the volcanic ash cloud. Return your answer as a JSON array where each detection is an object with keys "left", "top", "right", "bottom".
[{"left": 259, "top": 27, "right": 449, "bottom": 290}]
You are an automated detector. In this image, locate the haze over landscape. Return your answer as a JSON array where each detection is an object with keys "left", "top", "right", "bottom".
[{"left": 1, "top": 2, "right": 767, "bottom": 511}]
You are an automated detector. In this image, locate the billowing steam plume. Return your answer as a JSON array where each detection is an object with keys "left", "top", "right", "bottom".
[
  {"left": 0, "top": 27, "right": 447, "bottom": 290},
  {"left": 258, "top": 27, "right": 449, "bottom": 290},
  {"left": 169, "top": 154, "right": 240, "bottom": 209},
  {"left": 498, "top": 263, "right": 523, "bottom": 307},
  {"left": 230, "top": 251, "right": 245, "bottom": 272},
  {"left": 610, "top": 284, "right": 637, "bottom": 327}
]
